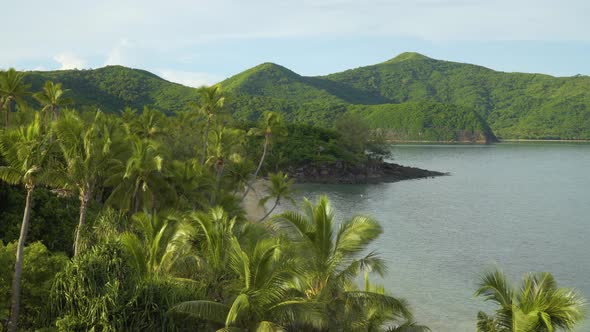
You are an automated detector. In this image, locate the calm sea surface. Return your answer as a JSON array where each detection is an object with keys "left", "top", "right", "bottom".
[{"left": 288, "top": 143, "right": 590, "bottom": 331}]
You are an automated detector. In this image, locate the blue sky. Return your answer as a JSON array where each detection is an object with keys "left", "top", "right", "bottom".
[{"left": 4, "top": 0, "right": 590, "bottom": 86}]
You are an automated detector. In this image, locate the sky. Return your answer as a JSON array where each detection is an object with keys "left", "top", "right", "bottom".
[{"left": 2, "top": 0, "right": 590, "bottom": 87}]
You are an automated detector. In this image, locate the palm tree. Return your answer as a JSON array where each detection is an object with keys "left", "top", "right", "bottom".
[
  {"left": 52, "top": 110, "right": 117, "bottom": 256},
  {"left": 196, "top": 85, "right": 225, "bottom": 166},
  {"left": 171, "top": 234, "right": 324, "bottom": 331},
  {"left": 242, "top": 111, "right": 286, "bottom": 199},
  {"left": 0, "top": 114, "right": 52, "bottom": 332},
  {"left": 167, "top": 110, "right": 204, "bottom": 160},
  {"left": 32, "top": 80, "right": 73, "bottom": 123},
  {"left": 258, "top": 171, "right": 295, "bottom": 222},
  {"left": 106, "top": 137, "right": 174, "bottom": 214},
  {"left": 126, "top": 107, "right": 169, "bottom": 141},
  {"left": 169, "top": 159, "right": 215, "bottom": 210},
  {"left": 120, "top": 211, "right": 193, "bottom": 277},
  {"left": 273, "top": 196, "right": 415, "bottom": 330},
  {"left": 346, "top": 272, "right": 430, "bottom": 332},
  {"left": 182, "top": 207, "right": 239, "bottom": 297},
  {"left": 475, "top": 269, "right": 586, "bottom": 332},
  {"left": 226, "top": 153, "right": 255, "bottom": 196},
  {"left": 0, "top": 68, "right": 30, "bottom": 128},
  {"left": 206, "top": 127, "right": 246, "bottom": 205}
]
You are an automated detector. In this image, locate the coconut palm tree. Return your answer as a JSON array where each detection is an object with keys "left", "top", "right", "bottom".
[
  {"left": 52, "top": 110, "right": 119, "bottom": 256},
  {"left": 181, "top": 207, "right": 239, "bottom": 296},
  {"left": 168, "top": 158, "right": 215, "bottom": 210},
  {"left": 226, "top": 153, "right": 255, "bottom": 196},
  {"left": 242, "top": 111, "right": 286, "bottom": 199},
  {"left": 273, "top": 196, "right": 415, "bottom": 330},
  {"left": 120, "top": 211, "right": 193, "bottom": 277},
  {"left": 0, "top": 114, "right": 52, "bottom": 332},
  {"left": 196, "top": 85, "right": 225, "bottom": 166},
  {"left": 475, "top": 269, "right": 586, "bottom": 332},
  {"left": 127, "top": 107, "right": 169, "bottom": 141},
  {"left": 0, "top": 68, "right": 30, "bottom": 128},
  {"left": 171, "top": 234, "right": 324, "bottom": 331},
  {"left": 32, "top": 80, "right": 73, "bottom": 123},
  {"left": 344, "top": 272, "right": 430, "bottom": 332},
  {"left": 206, "top": 126, "right": 246, "bottom": 205},
  {"left": 258, "top": 171, "right": 295, "bottom": 222},
  {"left": 106, "top": 137, "right": 175, "bottom": 214}
]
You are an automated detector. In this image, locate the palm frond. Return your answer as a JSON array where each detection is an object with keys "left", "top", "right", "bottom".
[
  {"left": 475, "top": 269, "right": 514, "bottom": 307},
  {"left": 335, "top": 215, "right": 382, "bottom": 256},
  {"left": 344, "top": 290, "right": 413, "bottom": 322},
  {"left": 170, "top": 300, "right": 229, "bottom": 324},
  {"left": 386, "top": 321, "right": 431, "bottom": 332}
]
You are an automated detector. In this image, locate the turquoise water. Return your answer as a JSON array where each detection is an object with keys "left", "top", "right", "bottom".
[{"left": 289, "top": 143, "right": 590, "bottom": 331}]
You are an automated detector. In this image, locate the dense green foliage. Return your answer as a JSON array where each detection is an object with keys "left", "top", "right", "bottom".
[
  {"left": 0, "top": 70, "right": 586, "bottom": 332},
  {"left": 223, "top": 52, "right": 590, "bottom": 140},
  {"left": 475, "top": 269, "right": 586, "bottom": 331},
  {"left": 324, "top": 52, "right": 590, "bottom": 139},
  {"left": 0, "top": 76, "right": 433, "bottom": 331},
  {"left": 221, "top": 63, "right": 390, "bottom": 105},
  {"left": 350, "top": 102, "right": 496, "bottom": 142},
  {"left": 9, "top": 53, "right": 590, "bottom": 140},
  {"left": 0, "top": 241, "right": 68, "bottom": 330},
  {"left": 22, "top": 66, "right": 200, "bottom": 114},
  {"left": 0, "top": 182, "right": 81, "bottom": 254}
]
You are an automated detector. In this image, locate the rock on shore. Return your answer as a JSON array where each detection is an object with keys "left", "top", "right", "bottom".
[{"left": 287, "top": 160, "right": 447, "bottom": 184}]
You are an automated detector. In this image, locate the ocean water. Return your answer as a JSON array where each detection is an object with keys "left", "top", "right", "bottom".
[{"left": 289, "top": 143, "right": 590, "bottom": 331}]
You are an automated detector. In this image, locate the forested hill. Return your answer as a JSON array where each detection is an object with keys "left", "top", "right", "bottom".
[
  {"left": 323, "top": 52, "right": 590, "bottom": 139},
  {"left": 223, "top": 52, "right": 590, "bottom": 140},
  {"left": 14, "top": 53, "right": 590, "bottom": 140},
  {"left": 22, "top": 65, "right": 200, "bottom": 113}
]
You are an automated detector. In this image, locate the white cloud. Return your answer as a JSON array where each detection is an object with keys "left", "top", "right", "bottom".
[
  {"left": 2, "top": 0, "right": 589, "bottom": 73},
  {"left": 157, "top": 69, "right": 223, "bottom": 87},
  {"left": 53, "top": 53, "right": 87, "bottom": 70},
  {"left": 104, "top": 39, "right": 133, "bottom": 66}
]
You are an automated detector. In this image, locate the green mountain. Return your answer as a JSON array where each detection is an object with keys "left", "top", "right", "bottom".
[
  {"left": 221, "top": 62, "right": 392, "bottom": 104},
  {"left": 222, "top": 52, "right": 590, "bottom": 140},
  {"left": 12, "top": 53, "right": 590, "bottom": 141},
  {"left": 350, "top": 102, "right": 495, "bottom": 143},
  {"left": 324, "top": 52, "right": 590, "bottom": 139},
  {"left": 22, "top": 65, "right": 200, "bottom": 113}
]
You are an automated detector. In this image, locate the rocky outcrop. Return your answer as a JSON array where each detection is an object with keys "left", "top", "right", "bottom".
[{"left": 287, "top": 160, "right": 447, "bottom": 184}]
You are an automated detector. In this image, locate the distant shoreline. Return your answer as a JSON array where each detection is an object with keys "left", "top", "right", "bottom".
[
  {"left": 387, "top": 139, "right": 590, "bottom": 144},
  {"left": 499, "top": 139, "right": 590, "bottom": 143}
]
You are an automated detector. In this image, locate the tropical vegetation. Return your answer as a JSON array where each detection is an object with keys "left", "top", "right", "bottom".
[
  {"left": 0, "top": 68, "right": 586, "bottom": 332},
  {"left": 14, "top": 52, "right": 590, "bottom": 141},
  {"left": 0, "top": 72, "right": 429, "bottom": 331},
  {"left": 475, "top": 269, "right": 586, "bottom": 332}
]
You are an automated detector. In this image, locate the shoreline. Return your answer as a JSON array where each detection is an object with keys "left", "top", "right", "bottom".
[
  {"left": 387, "top": 139, "right": 590, "bottom": 144},
  {"left": 498, "top": 139, "right": 590, "bottom": 143}
]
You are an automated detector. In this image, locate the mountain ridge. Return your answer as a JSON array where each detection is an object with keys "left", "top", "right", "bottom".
[{"left": 10, "top": 52, "right": 590, "bottom": 140}]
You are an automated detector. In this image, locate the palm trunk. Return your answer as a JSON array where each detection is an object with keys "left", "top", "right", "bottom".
[
  {"left": 5, "top": 98, "right": 12, "bottom": 128},
  {"left": 0, "top": 99, "right": 4, "bottom": 127},
  {"left": 259, "top": 197, "right": 279, "bottom": 222},
  {"left": 133, "top": 184, "right": 142, "bottom": 214},
  {"left": 211, "top": 161, "right": 224, "bottom": 204},
  {"left": 74, "top": 191, "right": 90, "bottom": 257},
  {"left": 242, "top": 136, "right": 269, "bottom": 199},
  {"left": 200, "top": 117, "right": 211, "bottom": 166},
  {"left": 7, "top": 186, "right": 34, "bottom": 332},
  {"left": 43, "top": 106, "right": 49, "bottom": 128}
]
